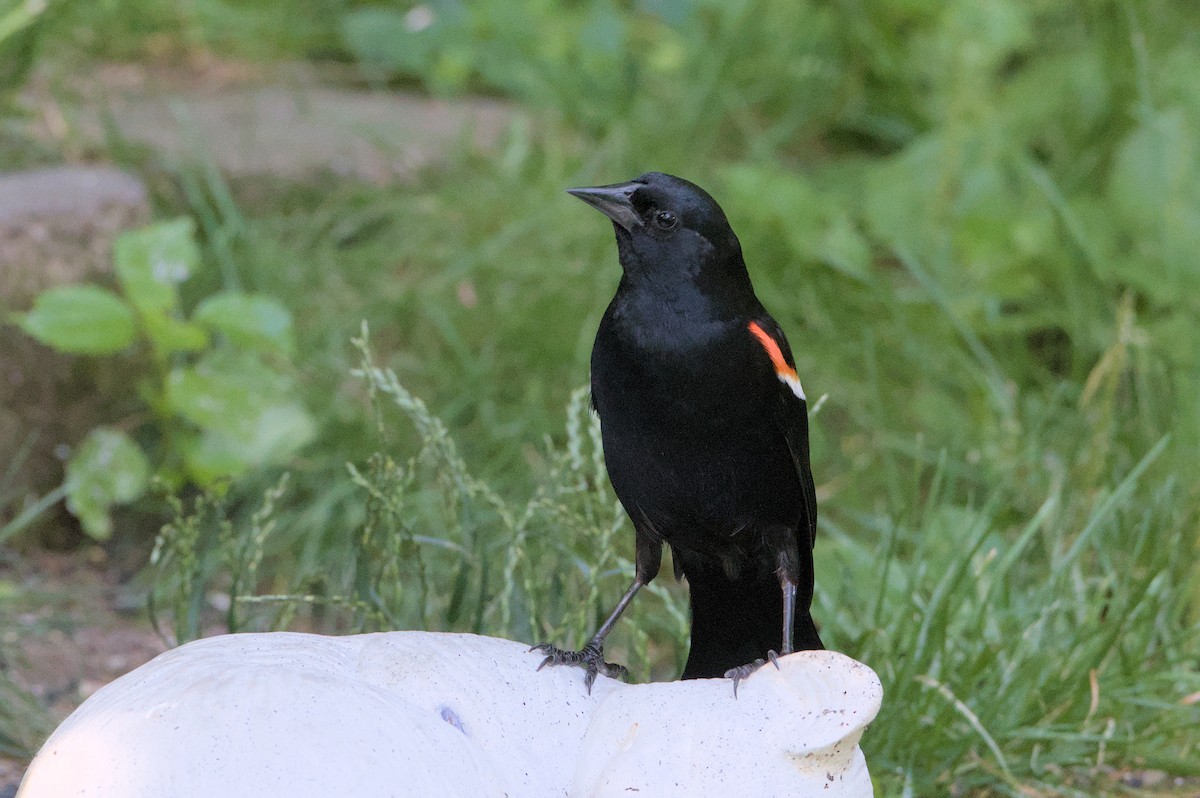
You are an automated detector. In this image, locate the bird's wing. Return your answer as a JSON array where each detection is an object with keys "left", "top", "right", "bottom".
[{"left": 747, "top": 317, "right": 818, "bottom": 549}]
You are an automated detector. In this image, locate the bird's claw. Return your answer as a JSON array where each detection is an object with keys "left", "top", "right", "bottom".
[
  {"left": 528, "top": 642, "right": 627, "bottom": 693},
  {"left": 724, "top": 658, "right": 765, "bottom": 697},
  {"left": 723, "top": 650, "right": 782, "bottom": 697}
]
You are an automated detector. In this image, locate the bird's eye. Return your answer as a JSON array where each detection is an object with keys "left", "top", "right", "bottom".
[{"left": 654, "top": 210, "right": 677, "bottom": 230}]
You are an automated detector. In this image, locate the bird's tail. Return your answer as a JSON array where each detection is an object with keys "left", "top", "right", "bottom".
[{"left": 680, "top": 565, "right": 822, "bottom": 680}]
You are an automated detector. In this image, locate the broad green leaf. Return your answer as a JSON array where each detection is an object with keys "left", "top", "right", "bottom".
[
  {"left": 636, "top": 0, "right": 696, "bottom": 28},
  {"left": 341, "top": 8, "right": 436, "bottom": 75},
  {"left": 113, "top": 218, "right": 199, "bottom": 317},
  {"left": 165, "top": 352, "right": 283, "bottom": 434},
  {"left": 64, "top": 428, "right": 150, "bottom": 540},
  {"left": 142, "top": 314, "right": 210, "bottom": 355},
  {"left": 817, "top": 214, "right": 872, "bottom": 281},
  {"left": 863, "top": 135, "right": 944, "bottom": 256},
  {"left": 182, "top": 405, "right": 316, "bottom": 484},
  {"left": 1109, "top": 109, "right": 1189, "bottom": 232},
  {"left": 579, "top": 2, "right": 625, "bottom": 57},
  {"left": 193, "top": 293, "right": 294, "bottom": 354},
  {"left": 165, "top": 351, "right": 315, "bottom": 483},
  {"left": 178, "top": 431, "right": 244, "bottom": 486},
  {"left": 18, "top": 285, "right": 136, "bottom": 354},
  {"left": 941, "top": 1, "right": 1031, "bottom": 73},
  {"left": 999, "top": 50, "right": 1109, "bottom": 152},
  {"left": 1108, "top": 107, "right": 1200, "bottom": 301},
  {"left": 723, "top": 164, "right": 870, "bottom": 280}
]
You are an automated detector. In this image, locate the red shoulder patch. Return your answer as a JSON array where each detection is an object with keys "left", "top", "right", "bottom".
[{"left": 748, "top": 321, "right": 806, "bottom": 400}]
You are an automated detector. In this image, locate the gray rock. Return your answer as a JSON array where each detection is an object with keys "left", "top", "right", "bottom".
[
  {"left": 0, "top": 165, "right": 149, "bottom": 307},
  {"left": 0, "top": 166, "right": 146, "bottom": 225}
]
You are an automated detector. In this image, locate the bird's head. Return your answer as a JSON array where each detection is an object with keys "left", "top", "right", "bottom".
[{"left": 567, "top": 172, "right": 747, "bottom": 291}]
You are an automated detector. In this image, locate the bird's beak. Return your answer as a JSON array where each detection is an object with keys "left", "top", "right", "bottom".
[{"left": 566, "top": 182, "right": 643, "bottom": 232}]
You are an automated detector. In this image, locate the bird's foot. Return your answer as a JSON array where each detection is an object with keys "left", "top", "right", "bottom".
[
  {"left": 529, "top": 641, "right": 628, "bottom": 693},
  {"left": 723, "top": 650, "right": 782, "bottom": 697}
]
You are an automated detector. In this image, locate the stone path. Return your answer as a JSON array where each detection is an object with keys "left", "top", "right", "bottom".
[{"left": 21, "top": 63, "right": 514, "bottom": 182}]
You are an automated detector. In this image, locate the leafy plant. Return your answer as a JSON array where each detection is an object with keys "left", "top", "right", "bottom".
[{"left": 13, "top": 218, "right": 314, "bottom": 539}]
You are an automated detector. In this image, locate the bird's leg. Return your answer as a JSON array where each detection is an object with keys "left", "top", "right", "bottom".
[
  {"left": 587, "top": 577, "right": 644, "bottom": 648},
  {"left": 531, "top": 536, "right": 661, "bottom": 693},
  {"left": 725, "top": 536, "right": 800, "bottom": 695},
  {"left": 531, "top": 578, "right": 642, "bottom": 690},
  {"left": 779, "top": 578, "right": 797, "bottom": 655}
]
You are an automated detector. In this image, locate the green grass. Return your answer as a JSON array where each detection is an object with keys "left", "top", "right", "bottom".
[{"left": 6, "top": 0, "right": 1200, "bottom": 794}]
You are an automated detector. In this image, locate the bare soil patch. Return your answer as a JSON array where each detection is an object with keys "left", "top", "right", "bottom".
[{"left": 1, "top": 548, "right": 166, "bottom": 790}]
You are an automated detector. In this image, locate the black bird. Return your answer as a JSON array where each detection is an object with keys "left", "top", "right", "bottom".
[{"left": 532, "top": 172, "right": 823, "bottom": 690}]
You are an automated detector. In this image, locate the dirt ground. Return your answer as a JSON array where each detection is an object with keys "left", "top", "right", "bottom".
[{"left": 1, "top": 547, "right": 168, "bottom": 792}]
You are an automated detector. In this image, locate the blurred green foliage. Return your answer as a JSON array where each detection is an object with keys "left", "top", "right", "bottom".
[
  {"left": 14, "top": 218, "right": 313, "bottom": 538},
  {"left": 4, "top": 0, "right": 1200, "bottom": 794},
  {"left": 335, "top": 0, "right": 1200, "bottom": 486},
  {"left": 0, "top": 0, "right": 51, "bottom": 95}
]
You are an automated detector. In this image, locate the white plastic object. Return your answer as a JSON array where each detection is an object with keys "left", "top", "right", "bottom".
[{"left": 18, "top": 631, "right": 881, "bottom": 797}]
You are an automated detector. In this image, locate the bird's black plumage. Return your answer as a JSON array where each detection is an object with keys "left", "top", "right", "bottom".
[{"left": 533, "top": 172, "right": 822, "bottom": 689}]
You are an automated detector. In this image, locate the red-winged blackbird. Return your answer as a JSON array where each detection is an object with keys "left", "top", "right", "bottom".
[{"left": 533, "top": 172, "right": 823, "bottom": 690}]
